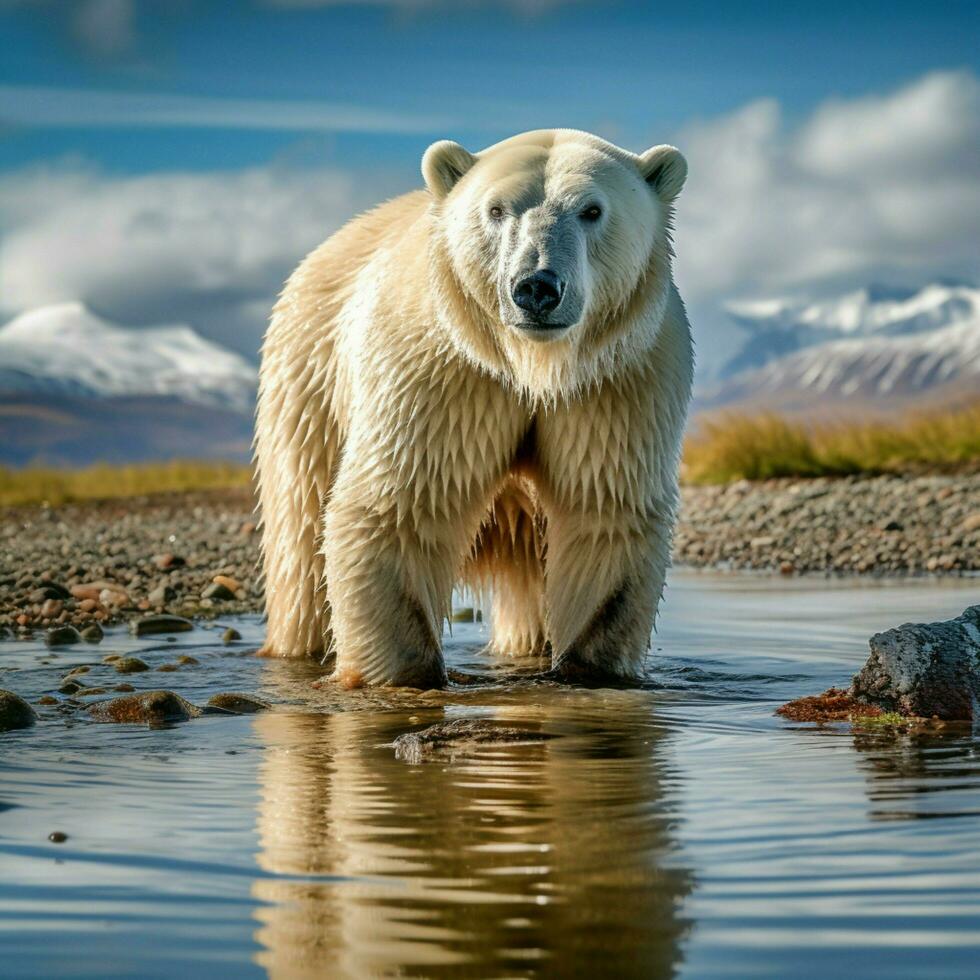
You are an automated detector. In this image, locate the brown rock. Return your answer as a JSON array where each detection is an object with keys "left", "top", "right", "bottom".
[
  {"left": 87, "top": 690, "right": 201, "bottom": 725},
  {"left": 152, "top": 553, "right": 186, "bottom": 570},
  {"left": 130, "top": 615, "right": 193, "bottom": 637},
  {"left": 206, "top": 692, "right": 270, "bottom": 714}
]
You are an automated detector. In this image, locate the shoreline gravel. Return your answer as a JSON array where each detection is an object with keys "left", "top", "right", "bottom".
[{"left": 1, "top": 474, "right": 977, "bottom": 638}]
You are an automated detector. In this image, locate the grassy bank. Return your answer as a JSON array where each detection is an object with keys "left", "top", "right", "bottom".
[
  {"left": 683, "top": 401, "right": 980, "bottom": 484},
  {"left": 2, "top": 402, "right": 978, "bottom": 505},
  {"left": 0, "top": 460, "right": 251, "bottom": 507}
]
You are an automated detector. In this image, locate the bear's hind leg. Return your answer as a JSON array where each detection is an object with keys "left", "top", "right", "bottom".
[
  {"left": 254, "top": 351, "right": 339, "bottom": 660},
  {"left": 465, "top": 482, "right": 547, "bottom": 659}
]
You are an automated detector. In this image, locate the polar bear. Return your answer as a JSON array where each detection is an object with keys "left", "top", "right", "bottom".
[{"left": 254, "top": 129, "right": 693, "bottom": 688}]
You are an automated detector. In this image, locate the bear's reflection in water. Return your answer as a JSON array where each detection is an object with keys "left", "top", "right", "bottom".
[{"left": 250, "top": 693, "right": 692, "bottom": 978}]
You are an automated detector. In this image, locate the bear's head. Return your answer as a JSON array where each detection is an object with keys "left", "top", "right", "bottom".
[{"left": 423, "top": 129, "right": 686, "bottom": 394}]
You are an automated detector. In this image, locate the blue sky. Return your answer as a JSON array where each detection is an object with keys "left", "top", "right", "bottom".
[
  {"left": 3, "top": 0, "right": 977, "bottom": 173},
  {"left": 1, "top": 0, "right": 978, "bottom": 370}
]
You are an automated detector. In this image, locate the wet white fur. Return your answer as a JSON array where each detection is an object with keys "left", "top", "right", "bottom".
[{"left": 254, "top": 129, "right": 693, "bottom": 686}]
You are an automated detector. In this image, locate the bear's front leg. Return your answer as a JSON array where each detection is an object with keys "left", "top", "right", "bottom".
[
  {"left": 322, "top": 476, "right": 453, "bottom": 688},
  {"left": 543, "top": 499, "right": 674, "bottom": 682},
  {"left": 320, "top": 351, "right": 528, "bottom": 688}
]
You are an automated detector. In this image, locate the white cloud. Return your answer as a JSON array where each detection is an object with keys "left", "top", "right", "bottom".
[
  {"left": 1, "top": 70, "right": 976, "bottom": 374},
  {"left": 0, "top": 86, "right": 452, "bottom": 134},
  {"left": 673, "top": 69, "right": 980, "bottom": 307},
  {"left": 0, "top": 162, "right": 404, "bottom": 358}
]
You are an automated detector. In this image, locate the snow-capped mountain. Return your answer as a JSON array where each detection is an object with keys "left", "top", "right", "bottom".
[
  {"left": 721, "top": 282, "right": 980, "bottom": 379},
  {"left": 699, "top": 283, "right": 980, "bottom": 415},
  {"left": 0, "top": 302, "right": 257, "bottom": 413}
]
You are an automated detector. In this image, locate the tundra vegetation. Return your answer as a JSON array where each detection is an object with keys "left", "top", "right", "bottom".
[{"left": 0, "top": 401, "right": 977, "bottom": 507}]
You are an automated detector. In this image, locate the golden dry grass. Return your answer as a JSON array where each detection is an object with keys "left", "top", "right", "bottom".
[
  {"left": 683, "top": 401, "right": 980, "bottom": 484},
  {"left": 2, "top": 401, "right": 978, "bottom": 505},
  {"left": 0, "top": 460, "right": 251, "bottom": 507}
]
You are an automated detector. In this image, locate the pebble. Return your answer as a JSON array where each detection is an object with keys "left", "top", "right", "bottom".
[
  {"left": 130, "top": 615, "right": 194, "bottom": 637},
  {"left": 48, "top": 832, "right": 68, "bottom": 844},
  {"left": 114, "top": 657, "right": 150, "bottom": 674},
  {"left": 221, "top": 627, "right": 241, "bottom": 643},
  {"left": 152, "top": 553, "right": 185, "bottom": 570},
  {"left": 45, "top": 625, "right": 82, "bottom": 647},
  {"left": 206, "top": 692, "right": 270, "bottom": 714},
  {"left": 80, "top": 623, "right": 104, "bottom": 643},
  {"left": 201, "top": 582, "right": 235, "bottom": 601},
  {"left": 0, "top": 689, "right": 37, "bottom": 731}
]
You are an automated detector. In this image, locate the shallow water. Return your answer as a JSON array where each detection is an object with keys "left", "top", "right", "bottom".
[{"left": 1, "top": 572, "right": 979, "bottom": 979}]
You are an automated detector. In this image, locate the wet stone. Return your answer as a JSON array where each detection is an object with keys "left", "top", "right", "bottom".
[
  {"left": 114, "top": 657, "right": 150, "bottom": 674},
  {"left": 130, "top": 615, "right": 194, "bottom": 637},
  {"left": 451, "top": 607, "right": 475, "bottom": 623},
  {"left": 221, "top": 628, "right": 241, "bottom": 644},
  {"left": 0, "top": 690, "right": 37, "bottom": 731},
  {"left": 206, "top": 692, "right": 271, "bottom": 714},
  {"left": 48, "top": 832, "right": 68, "bottom": 844},
  {"left": 177, "top": 655, "right": 200, "bottom": 665},
  {"left": 202, "top": 583, "right": 235, "bottom": 601},
  {"left": 36, "top": 696, "right": 59, "bottom": 706},
  {"left": 80, "top": 624, "right": 104, "bottom": 643},
  {"left": 87, "top": 690, "right": 202, "bottom": 725},
  {"left": 850, "top": 604, "right": 980, "bottom": 721},
  {"left": 392, "top": 718, "right": 556, "bottom": 764},
  {"left": 46, "top": 625, "right": 82, "bottom": 647}
]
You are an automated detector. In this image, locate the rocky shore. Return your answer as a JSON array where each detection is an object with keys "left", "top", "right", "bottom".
[
  {"left": 674, "top": 474, "right": 979, "bottom": 577},
  {"left": 1, "top": 474, "right": 977, "bottom": 637}
]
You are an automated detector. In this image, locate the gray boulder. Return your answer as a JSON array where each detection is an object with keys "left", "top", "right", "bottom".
[{"left": 850, "top": 605, "right": 980, "bottom": 720}]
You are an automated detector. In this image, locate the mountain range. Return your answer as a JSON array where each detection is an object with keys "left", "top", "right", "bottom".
[
  {"left": 696, "top": 282, "right": 980, "bottom": 417},
  {"left": 1, "top": 284, "right": 976, "bottom": 466},
  {"left": 0, "top": 303, "right": 257, "bottom": 467}
]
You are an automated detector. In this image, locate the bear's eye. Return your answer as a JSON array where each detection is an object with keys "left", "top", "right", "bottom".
[
  {"left": 581, "top": 204, "right": 603, "bottom": 222},
  {"left": 488, "top": 205, "right": 504, "bottom": 220}
]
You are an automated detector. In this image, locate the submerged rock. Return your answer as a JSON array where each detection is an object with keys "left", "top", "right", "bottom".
[
  {"left": 0, "top": 690, "right": 37, "bottom": 731},
  {"left": 80, "top": 623, "right": 104, "bottom": 643},
  {"left": 393, "top": 718, "right": 555, "bottom": 764},
  {"left": 114, "top": 657, "right": 150, "bottom": 674},
  {"left": 46, "top": 625, "right": 82, "bottom": 647},
  {"left": 206, "top": 692, "right": 270, "bottom": 714},
  {"left": 221, "top": 627, "right": 241, "bottom": 644},
  {"left": 850, "top": 605, "right": 980, "bottom": 721},
  {"left": 87, "top": 690, "right": 201, "bottom": 724},
  {"left": 130, "top": 615, "right": 194, "bottom": 637}
]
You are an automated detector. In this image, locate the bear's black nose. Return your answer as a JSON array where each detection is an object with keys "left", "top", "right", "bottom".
[{"left": 512, "top": 270, "right": 564, "bottom": 317}]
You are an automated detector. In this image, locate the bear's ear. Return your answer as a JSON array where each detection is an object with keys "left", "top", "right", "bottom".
[
  {"left": 637, "top": 144, "right": 687, "bottom": 204},
  {"left": 422, "top": 140, "right": 478, "bottom": 199}
]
